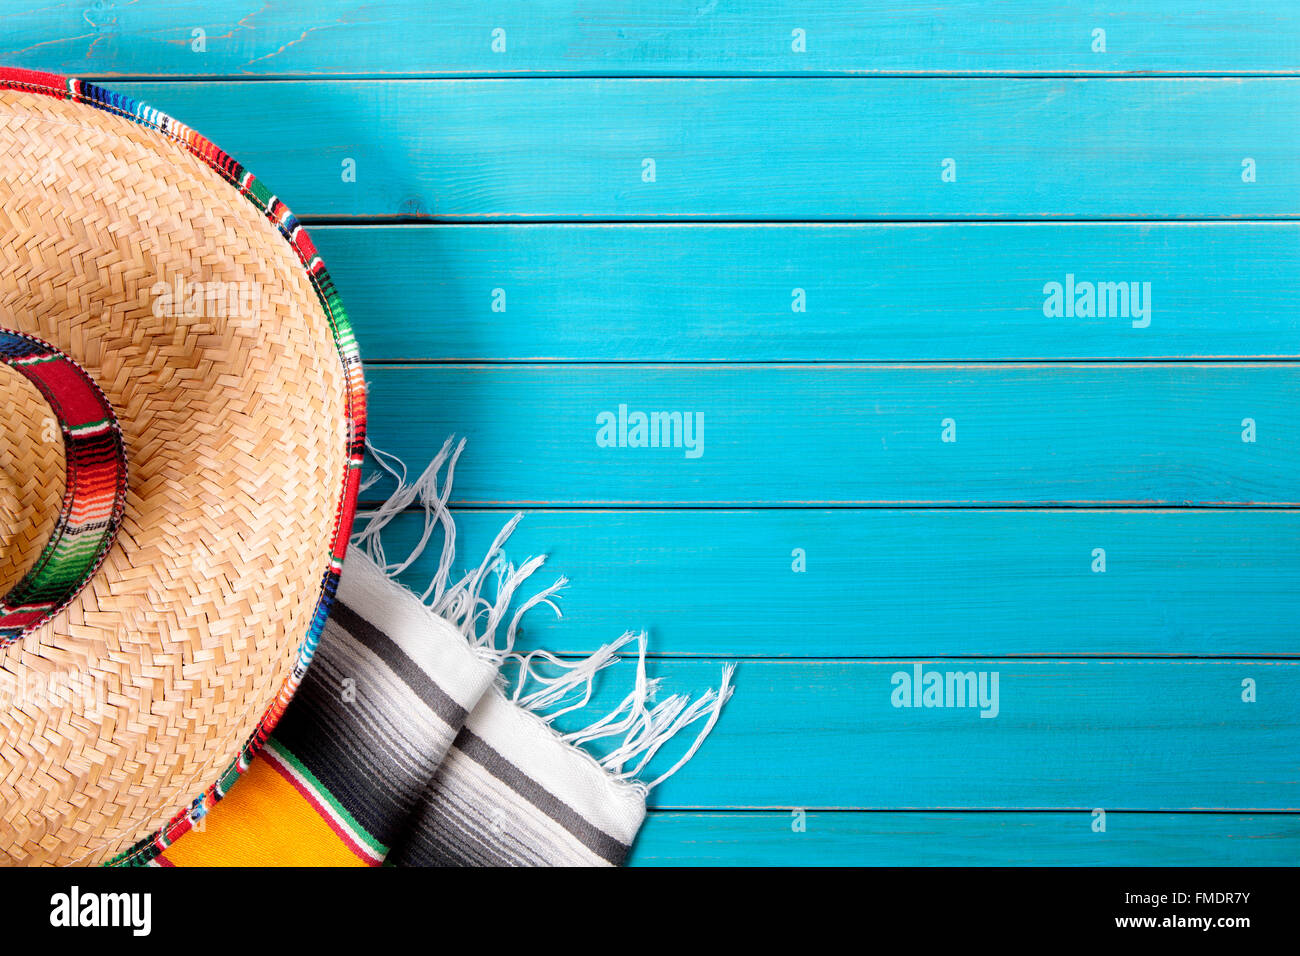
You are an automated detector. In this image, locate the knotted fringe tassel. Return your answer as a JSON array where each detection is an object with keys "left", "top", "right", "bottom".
[
  {"left": 359, "top": 439, "right": 735, "bottom": 866},
  {"left": 359, "top": 437, "right": 734, "bottom": 792},
  {"left": 354, "top": 437, "right": 566, "bottom": 667},
  {"left": 507, "top": 634, "right": 735, "bottom": 793}
]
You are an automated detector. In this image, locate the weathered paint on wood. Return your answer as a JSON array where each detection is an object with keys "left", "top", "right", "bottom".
[
  {"left": 9, "top": 2, "right": 1299, "bottom": 77},
  {"left": 11, "top": 3, "right": 1296, "bottom": 864},
  {"left": 115, "top": 79, "right": 1300, "bottom": 220},
  {"left": 313, "top": 223, "right": 1300, "bottom": 362},
  {"left": 629, "top": 812, "right": 1300, "bottom": 866},
  {"left": 363, "top": 363, "right": 1300, "bottom": 505},
  {"left": 368, "top": 508, "right": 1300, "bottom": 658},
  {"left": 561, "top": 659, "right": 1300, "bottom": 811}
]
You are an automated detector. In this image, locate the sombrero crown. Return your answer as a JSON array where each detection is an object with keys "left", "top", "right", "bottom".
[{"left": 0, "top": 68, "right": 365, "bottom": 865}]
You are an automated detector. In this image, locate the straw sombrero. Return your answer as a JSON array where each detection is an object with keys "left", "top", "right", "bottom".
[{"left": 0, "top": 68, "right": 366, "bottom": 865}]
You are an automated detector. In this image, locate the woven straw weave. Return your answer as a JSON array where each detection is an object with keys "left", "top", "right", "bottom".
[
  {"left": 0, "top": 82, "right": 353, "bottom": 864},
  {"left": 0, "top": 366, "right": 66, "bottom": 598}
]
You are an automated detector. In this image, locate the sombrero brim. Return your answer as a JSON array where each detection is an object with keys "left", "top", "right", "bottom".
[{"left": 0, "top": 68, "right": 366, "bottom": 865}]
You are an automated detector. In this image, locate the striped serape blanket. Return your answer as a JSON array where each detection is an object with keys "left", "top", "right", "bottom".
[{"left": 150, "top": 440, "right": 732, "bottom": 867}]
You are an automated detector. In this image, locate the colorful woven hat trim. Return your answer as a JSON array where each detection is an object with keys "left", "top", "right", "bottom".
[
  {"left": 0, "top": 329, "right": 128, "bottom": 645},
  {"left": 0, "top": 67, "right": 369, "bottom": 866}
]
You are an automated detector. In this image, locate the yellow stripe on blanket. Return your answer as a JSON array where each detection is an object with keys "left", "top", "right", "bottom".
[{"left": 160, "top": 753, "right": 374, "bottom": 867}]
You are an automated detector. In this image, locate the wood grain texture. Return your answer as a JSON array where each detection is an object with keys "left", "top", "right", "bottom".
[
  {"left": 10, "top": 3, "right": 1297, "bottom": 864},
  {"left": 629, "top": 812, "right": 1300, "bottom": 865},
  {"left": 368, "top": 508, "right": 1300, "bottom": 657},
  {"left": 116, "top": 78, "right": 1300, "bottom": 220},
  {"left": 363, "top": 363, "right": 1299, "bottom": 505},
  {"left": 562, "top": 659, "right": 1300, "bottom": 811},
  {"left": 314, "top": 223, "right": 1300, "bottom": 361},
  {"left": 8, "top": 2, "right": 1299, "bottom": 77}
]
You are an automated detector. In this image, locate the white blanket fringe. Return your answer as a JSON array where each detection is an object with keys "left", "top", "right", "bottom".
[{"left": 355, "top": 438, "right": 734, "bottom": 792}]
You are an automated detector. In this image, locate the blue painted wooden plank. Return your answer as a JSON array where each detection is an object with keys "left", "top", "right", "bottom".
[
  {"left": 8, "top": 2, "right": 1299, "bottom": 77},
  {"left": 314, "top": 223, "right": 1300, "bottom": 361},
  {"left": 362, "top": 364, "right": 1300, "bottom": 505},
  {"left": 559, "top": 659, "right": 1300, "bottom": 810},
  {"left": 629, "top": 812, "right": 1300, "bottom": 865},
  {"left": 114, "top": 79, "right": 1300, "bottom": 220},
  {"left": 367, "top": 508, "right": 1300, "bottom": 658}
]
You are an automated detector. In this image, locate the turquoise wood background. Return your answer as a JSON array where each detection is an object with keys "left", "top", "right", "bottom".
[{"left": 8, "top": 1, "right": 1297, "bottom": 866}]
